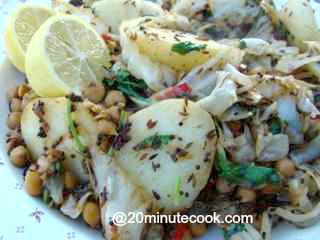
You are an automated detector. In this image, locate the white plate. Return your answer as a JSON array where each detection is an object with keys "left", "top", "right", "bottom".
[{"left": 0, "top": 1, "right": 320, "bottom": 240}]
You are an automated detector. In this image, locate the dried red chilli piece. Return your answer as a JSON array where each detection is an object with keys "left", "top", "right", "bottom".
[
  {"left": 151, "top": 83, "right": 192, "bottom": 100},
  {"left": 172, "top": 223, "right": 189, "bottom": 240},
  {"left": 173, "top": 83, "right": 192, "bottom": 97},
  {"left": 101, "top": 33, "right": 113, "bottom": 43}
]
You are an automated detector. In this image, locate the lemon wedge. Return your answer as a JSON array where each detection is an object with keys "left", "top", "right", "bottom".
[
  {"left": 4, "top": 4, "right": 53, "bottom": 73},
  {"left": 25, "top": 15, "right": 110, "bottom": 97}
]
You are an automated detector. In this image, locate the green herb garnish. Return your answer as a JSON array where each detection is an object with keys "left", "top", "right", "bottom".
[
  {"left": 223, "top": 224, "right": 247, "bottom": 240},
  {"left": 67, "top": 99, "right": 86, "bottom": 153},
  {"left": 42, "top": 188, "right": 50, "bottom": 204},
  {"left": 107, "top": 147, "right": 113, "bottom": 157},
  {"left": 175, "top": 176, "right": 182, "bottom": 206},
  {"left": 216, "top": 145, "right": 281, "bottom": 187},
  {"left": 315, "top": 94, "right": 320, "bottom": 104},
  {"left": 239, "top": 40, "right": 247, "bottom": 49},
  {"left": 250, "top": 9, "right": 265, "bottom": 32},
  {"left": 103, "top": 69, "right": 153, "bottom": 103},
  {"left": 171, "top": 41, "right": 207, "bottom": 55},
  {"left": 119, "top": 110, "right": 128, "bottom": 131},
  {"left": 269, "top": 117, "right": 282, "bottom": 135},
  {"left": 54, "top": 161, "right": 64, "bottom": 175},
  {"left": 133, "top": 134, "right": 175, "bottom": 151}
]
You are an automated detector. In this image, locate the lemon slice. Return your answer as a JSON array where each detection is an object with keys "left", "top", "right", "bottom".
[
  {"left": 4, "top": 4, "right": 53, "bottom": 73},
  {"left": 25, "top": 15, "right": 110, "bottom": 97}
]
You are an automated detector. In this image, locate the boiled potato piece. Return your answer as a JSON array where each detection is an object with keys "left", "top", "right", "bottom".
[
  {"left": 21, "top": 98, "right": 99, "bottom": 182},
  {"left": 92, "top": 0, "right": 163, "bottom": 33},
  {"left": 121, "top": 18, "right": 244, "bottom": 71},
  {"left": 269, "top": 0, "right": 320, "bottom": 77},
  {"left": 279, "top": 0, "right": 320, "bottom": 44},
  {"left": 92, "top": 151, "right": 152, "bottom": 240},
  {"left": 117, "top": 99, "right": 217, "bottom": 213}
]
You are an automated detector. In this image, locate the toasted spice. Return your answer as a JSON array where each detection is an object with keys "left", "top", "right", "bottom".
[
  {"left": 152, "top": 190, "right": 161, "bottom": 200},
  {"left": 147, "top": 119, "right": 157, "bottom": 129},
  {"left": 149, "top": 153, "right": 158, "bottom": 161}
]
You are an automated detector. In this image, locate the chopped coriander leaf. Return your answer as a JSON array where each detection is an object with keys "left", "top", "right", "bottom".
[
  {"left": 239, "top": 40, "right": 247, "bottom": 49},
  {"left": 103, "top": 69, "right": 153, "bottom": 103},
  {"left": 269, "top": 117, "right": 282, "bottom": 135},
  {"left": 107, "top": 146, "right": 113, "bottom": 156},
  {"left": 202, "top": 8, "right": 212, "bottom": 19},
  {"left": 224, "top": 224, "right": 247, "bottom": 240},
  {"left": 66, "top": 99, "right": 86, "bottom": 153},
  {"left": 119, "top": 110, "right": 128, "bottom": 131},
  {"left": 314, "top": 93, "right": 320, "bottom": 104},
  {"left": 216, "top": 145, "right": 281, "bottom": 187},
  {"left": 171, "top": 41, "right": 207, "bottom": 55},
  {"left": 133, "top": 134, "right": 175, "bottom": 151},
  {"left": 42, "top": 188, "right": 50, "bottom": 204},
  {"left": 175, "top": 176, "right": 182, "bottom": 206},
  {"left": 54, "top": 161, "right": 64, "bottom": 175},
  {"left": 250, "top": 9, "right": 265, "bottom": 32}
]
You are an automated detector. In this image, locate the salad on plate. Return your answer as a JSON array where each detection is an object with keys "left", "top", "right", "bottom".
[{"left": 3, "top": 0, "right": 320, "bottom": 239}]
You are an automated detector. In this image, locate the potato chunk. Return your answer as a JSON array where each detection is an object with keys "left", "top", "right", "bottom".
[
  {"left": 117, "top": 99, "right": 216, "bottom": 213},
  {"left": 121, "top": 18, "right": 244, "bottom": 72},
  {"left": 21, "top": 98, "right": 99, "bottom": 182}
]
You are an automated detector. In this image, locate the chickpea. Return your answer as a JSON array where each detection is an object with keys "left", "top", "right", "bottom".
[
  {"left": 276, "top": 158, "right": 295, "bottom": 178},
  {"left": 104, "top": 90, "right": 126, "bottom": 108},
  {"left": 216, "top": 178, "right": 235, "bottom": 193},
  {"left": 83, "top": 201, "right": 101, "bottom": 228},
  {"left": 106, "top": 106, "right": 120, "bottom": 123},
  {"left": 6, "top": 132, "right": 23, "bottom": 153},
  {"left": 25, "top": 170, "right": 43, "bottom": 196},
  {"left": 17, "top": 84, "right": 30, "bottom": 98},
  {"left": 7, "top": 86, "right": 18, "bottom": 100},
  {"left": 64, "top": 171, "right": 78, "bottom": 190},
  {"left": 97, "top": 119, "right": 117, "bottom": 136},
  {"left": 189, "top": 222, "right": 207, "bottom": 237},
  {"left": 7, "top": 112, "right": 22, "bottom": 129},
  {"left": 10, "top": 145, "right": 30, "bottom": 167},
  {"left": 83, "top": 82, "right": 106, "bottom": 103},
  {"left": 237, "top": 187, "right": 256, "bottom": 203},
  {"left": 10, "top": 98, "right": 22, "bottom": 112}
]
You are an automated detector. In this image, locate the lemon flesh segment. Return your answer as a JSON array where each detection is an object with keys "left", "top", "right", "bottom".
[
  {"left": 4, "top": 4, "right": 53, "bottom": 73},
  {"left": 26, "top": 15, "right": 110, "bottom": 97}
]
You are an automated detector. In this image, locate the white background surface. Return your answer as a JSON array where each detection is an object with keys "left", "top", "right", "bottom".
[{"left": 0, "top": 0, "right": 319, "bottom": 240}]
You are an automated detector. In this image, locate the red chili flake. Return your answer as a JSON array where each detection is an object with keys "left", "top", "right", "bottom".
[
  {"left": 173, "top": 83, "right": 192, "bottom": 97},
  {"left": 172, "top": 223, "right": 189, "bottom": 240},
  {"left": 101, "top": 33, "right": 112, "bottom": 43}
]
